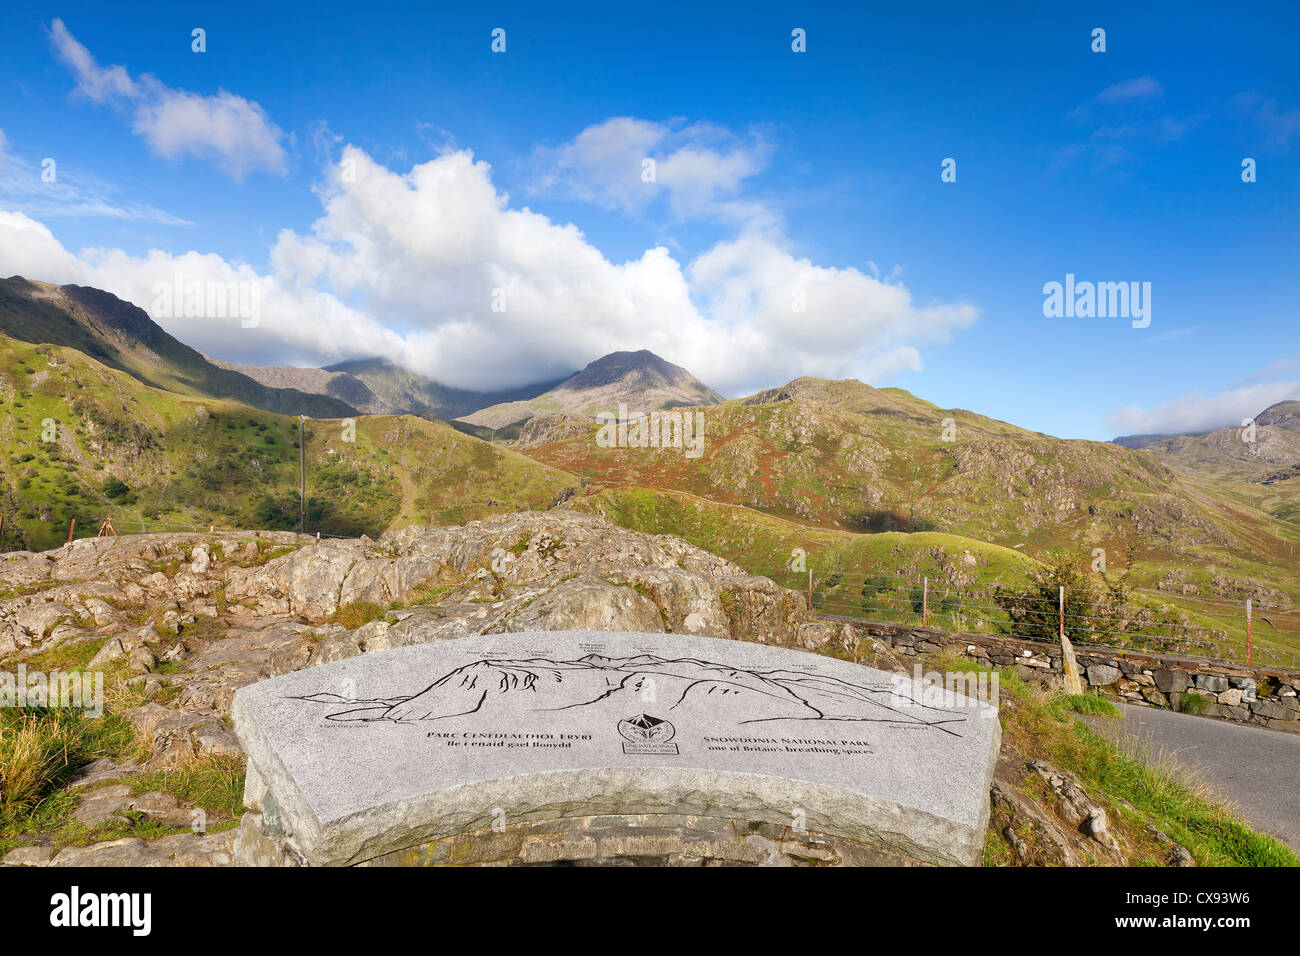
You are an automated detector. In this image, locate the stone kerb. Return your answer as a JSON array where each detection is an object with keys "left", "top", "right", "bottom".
[{"left": 231, "top": 630, "right": 1001, "bottom": 867}]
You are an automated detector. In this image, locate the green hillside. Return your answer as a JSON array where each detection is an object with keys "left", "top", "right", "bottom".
[
  {"left": 0, "top": 334, "right": 579, "bottom": 551},
  {"left": 0, "top": 277, "right": 357, "bottom": 418},
  {"left": 521, "top": 377, "right": 1300, "bottom": 617}
]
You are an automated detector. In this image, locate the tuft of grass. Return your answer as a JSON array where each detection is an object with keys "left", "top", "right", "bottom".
[
  {"left": 928, "top": 651, "right": 1035, "bottom": 700},
  {"left": 0, "top": 708, "right": 131, "bottom": 828},
  {"left": 0, "top": 709, "right": 93, "bottom": 822},
  {"left": 1058, "top": 693, "right": 1123, "bottom": 718},
  {"left": 17, "top": 636, "right": 110, "bottom": 672},
  {"left": 328, "top": 601, "right": 387, "bottom": 630},
  {"left": 1179, "top": 692, "right": 1212, "bottom": 715},
  {"left": 400, "top": 579, "right": 458, "bottom": 607},
  {"left": 128, "top": 753, "right": 246, "bottom": 820}
]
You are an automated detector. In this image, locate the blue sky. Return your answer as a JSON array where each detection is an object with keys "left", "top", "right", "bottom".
[{"left": 0, "top": 0, "right": 1297, "bottom": 440}]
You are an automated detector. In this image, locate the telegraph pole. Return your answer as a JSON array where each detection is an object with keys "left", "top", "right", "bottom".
[
  {"left": 1246, "top": 599, "right": 1253, "bottom": 666},
  {"left": 299, "top": 415, "right": 306, "bottom": 534}
]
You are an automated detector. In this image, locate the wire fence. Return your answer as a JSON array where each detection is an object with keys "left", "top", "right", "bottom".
[{"left": 750, "top": 564, "right": 1300, "bottom": 671}]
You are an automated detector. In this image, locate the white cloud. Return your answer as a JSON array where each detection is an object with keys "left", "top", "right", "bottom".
[
  {"left": 49, "top": 19, "right": 287, "bottom": 179},
  {"left": 0, "top": 210, "right": 86, "bottom": 280},
  {"left": 0, "top": 133, "right": 192, "bottom": 226},
  {"left": 1107, "top": 381, "right": 1300, "bottom": 436},
  {"left": 1231, "top": 91, "right": 1300, "bottom": 149},
  {"left": 531, "top": 117, "right": 775, "bottom": 228},
  {"left": 0, "top": 140, "right": 977, "bottom": 394},
  {"left": 1096, "top": 76, "right": 1163, "bottom": 105}
]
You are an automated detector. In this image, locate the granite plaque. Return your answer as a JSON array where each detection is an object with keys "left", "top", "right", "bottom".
[{"left": 232, "top": 630, "right": 1000, "bottom": 866}]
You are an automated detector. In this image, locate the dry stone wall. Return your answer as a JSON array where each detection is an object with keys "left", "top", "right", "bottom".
[{"left": 844, "top": 619, "right": 1300, "bottom": 731}]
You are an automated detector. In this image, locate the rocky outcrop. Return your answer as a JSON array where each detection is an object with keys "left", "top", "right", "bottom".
[
  {"left": 222, "top": 511, "right": 838, "bottom": 650},
  {"left": 2, "top": 513, "right": 844, "bottom": 775}
]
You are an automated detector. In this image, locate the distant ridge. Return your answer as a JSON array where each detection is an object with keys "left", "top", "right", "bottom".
[
  {"left": 1113, "top": 400, "right": 1300, "bottom": 482},
  {"left": 457, "top": 349, "right": 723, "bottom": 431},
  {"left": 325, "top": 356, "right": 569, "bottom": 421},
  {"left": 205, "top": 357, "right": 395, "bottom": 415}
]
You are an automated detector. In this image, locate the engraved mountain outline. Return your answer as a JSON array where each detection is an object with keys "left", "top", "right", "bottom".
[{"left": 291, "top": 653, "right": 973, "bottom": 737}]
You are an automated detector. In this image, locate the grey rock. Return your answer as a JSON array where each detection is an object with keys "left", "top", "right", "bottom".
[
  {"left": 1195, "top": 674, "right": 1229, "bottom": 693},
  {"left": 1154, "top": 669, "right": 1190, "bottom": 694},
  {"left": 1, "top": 845, "right": 54, "bottom": 867},
  {"left": 69, "top": 757, "right": 141, "bottom": 790},
  {"left": 1086, "top": 663, "right": 1121, "bottom": 687},
  {"left": 127, "top": 791, "right": 200, "bottom": 828},
  {"left": 49, "top": 831, "right": 235, "bottom": 867},
  {"left": 88, "top": 637, "right": 127, "bottom": 667},
  {"left": 1060, "top": 635, "right": 1084, "bottom": 695},
  {"left": 71, "top": 783, "right": 134, "bottom": 826},
  {"left": 128, "top": 645, "right": 157, "bottom": 674},
  {"left": 504, "top": 576, "right": 664, "bottom": 632},
  {"left": 1252, "top": 700, "right": 1296, "bottom": 720},
  {"left": 193, "top": 723, "right": 244, "bottom": 758}
]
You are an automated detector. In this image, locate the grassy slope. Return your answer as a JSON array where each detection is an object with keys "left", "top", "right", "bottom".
[
  {"left": 521, "top": 378, "right": 1300, "bottom": 619},
  {"left": 567, "top": 484, "right": 1295, "bottom": 663},
  {"left": 0, "top": 278, "right": 356, "bottom": 418},
  {"left": 570, "top": 484, "right": 1034, "bottom": 583},
  {"left": 0, "top": 336, "right": 579, "bottom": 550}
]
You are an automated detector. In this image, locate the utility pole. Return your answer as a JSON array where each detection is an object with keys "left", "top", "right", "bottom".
[
  {"left": 1059, "top": 585, "right": 1065, "bottom": 641},
  {"left": 1246, "top": 599, "right": 1253, "bottom": 666},
  {"left": 299, "top": 415, "right": 307, "bottom": 534}
]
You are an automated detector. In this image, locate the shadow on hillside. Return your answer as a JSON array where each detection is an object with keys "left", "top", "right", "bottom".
[{"left": 850, "top": 510, "right": 937, "bottom": 534}]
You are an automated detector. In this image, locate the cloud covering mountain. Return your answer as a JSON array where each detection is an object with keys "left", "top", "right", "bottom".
[{"left": 0, "top": 138, "right": 977, "bottom": 395}]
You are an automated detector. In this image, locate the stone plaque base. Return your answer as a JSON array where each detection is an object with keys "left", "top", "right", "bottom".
[{"left": 232, "top": 809, "right": 933, "bottom": 867}]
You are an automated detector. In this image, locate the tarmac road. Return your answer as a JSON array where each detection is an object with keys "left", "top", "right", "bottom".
[{"left": 1097, "top": 702, "right": 1300, "bottom": 850}]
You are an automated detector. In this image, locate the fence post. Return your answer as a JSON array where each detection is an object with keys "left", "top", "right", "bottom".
[
  {"left": 922, "top": 576, "right": 928, "bottom": 625},
  {"left": 807, "top": 568, "right": 812, "bottom": 612},
  {"left": 1059, "top": 584, "right": 1084, "bottom": 694},
  {"left": 1246, "top": 599, "right": 1253, "bottom": 666},
  {"left": 66, "top": 518, "right": 75, "bottom": 543}
]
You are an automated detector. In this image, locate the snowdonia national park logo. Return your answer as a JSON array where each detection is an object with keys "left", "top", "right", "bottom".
[{"left": 617, "top": 713, "right": 679, "bottom": 755}]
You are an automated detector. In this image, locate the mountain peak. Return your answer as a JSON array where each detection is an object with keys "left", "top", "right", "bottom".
[
  {"left": 1256, "top": 400, "right": 1300, "bottom": 430},
  {"left": 560, "top": 349, "right": 708, "bottom": 393},
  {"left": 457, "top": 349, "right": 722, "bottom": 431},
  {"left": 741, "top": 376, "right": 888, "bottom": 410}
]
